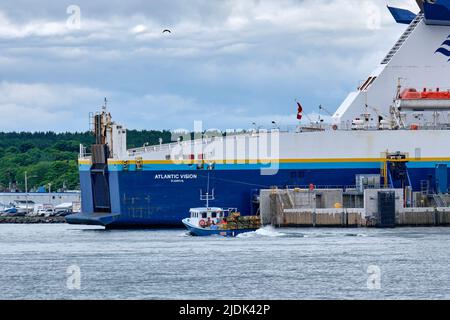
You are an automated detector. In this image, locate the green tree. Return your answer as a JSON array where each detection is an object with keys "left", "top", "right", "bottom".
[{"left": 0, "top": 129, "right": 171, "bottom": 190}]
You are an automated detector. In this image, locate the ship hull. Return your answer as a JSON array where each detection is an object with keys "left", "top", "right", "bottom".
[
  {"left": 69, "top": 8, "right": 450, "bottom": 229},
  {"left": 67, "top": 163, "right": 448, "bottom": 228}
]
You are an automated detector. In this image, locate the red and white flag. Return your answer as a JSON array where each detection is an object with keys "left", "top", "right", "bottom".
[{"left": 296, "top": 102, "right": 303, "bottom": 120}]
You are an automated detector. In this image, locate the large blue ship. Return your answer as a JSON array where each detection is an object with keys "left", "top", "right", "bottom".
[{"left": 67, "top": 1, "right": 450, "bottom": 228}]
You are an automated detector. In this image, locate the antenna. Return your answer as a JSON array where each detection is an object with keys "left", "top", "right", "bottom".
[
  {"left": 103, "top": 97, "right": 108, "bottom": 112},
  {"left": 200, "top": 172, "right": 215, "bottom": 208},
  {"left": 395, "top": 77, "right": 405, "bottom": 100}
]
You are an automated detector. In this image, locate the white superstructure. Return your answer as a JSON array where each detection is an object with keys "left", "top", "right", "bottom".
[{"left": 333, "top": 12, "right": 450, "bottom": 128}]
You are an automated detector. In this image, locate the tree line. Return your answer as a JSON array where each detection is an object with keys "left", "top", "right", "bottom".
[{"left": 0, "top": 130, "right": 172, "bottom": 192}]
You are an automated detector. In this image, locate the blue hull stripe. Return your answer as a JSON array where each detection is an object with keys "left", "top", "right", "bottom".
[
  {"left": 69, "top": 163, "right": 450, "bottom": 228},
  {"left": 79, "top": 161, "right": 450, "bottom": 172}
]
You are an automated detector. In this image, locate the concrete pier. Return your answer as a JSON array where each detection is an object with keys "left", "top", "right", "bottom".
[
  {"left": 397, "top": 207, "right": 450, "bottom": 226},
  {"left": 280, "top": 208, "right": 366, "bottom": 227},
  {"left": 261, "top": 188, "right": 450, "bottom": 228}
]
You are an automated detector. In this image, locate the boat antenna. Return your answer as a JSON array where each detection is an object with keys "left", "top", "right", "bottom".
[{"left": 200, "top": 172, "right": 215, "bottom": 209}]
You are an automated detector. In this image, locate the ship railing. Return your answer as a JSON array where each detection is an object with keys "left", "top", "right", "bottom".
[
  {"left": 417, "top": 123, "right": 450, "bottom": 130},
  {"left": 126, "top": 122, "right": 450, "bottom": 156},
  {"left": 283, "top": 184, "right": 393, "bottom": 192},
  {"left": 283, "top": 185, "right": 358, "bottom": 192},
  {"left": 336, "top": 123, "right": 450, "bottom": 131},
  {"left": 126, "top": 126, "right": 323, "bottom": 156},
  {"left": 127, "top": 136, "right": 221, "bottom": 156},
  {"left": 78, "top": 144, "right": 92, "bottom": 159}
]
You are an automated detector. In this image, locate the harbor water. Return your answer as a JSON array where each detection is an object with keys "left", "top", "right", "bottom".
[{"left": 0, "top": 224, "right": 449, "bottom": 300}]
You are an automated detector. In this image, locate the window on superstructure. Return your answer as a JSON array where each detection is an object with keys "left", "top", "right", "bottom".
[
  {"left": 359, "top": 77, "right": 372, "bottom": 91},
  {"left": 359, "top": 76, "right": 377, "bottom": 91}
]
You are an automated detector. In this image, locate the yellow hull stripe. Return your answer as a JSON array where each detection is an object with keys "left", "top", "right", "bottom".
[{"left": 79, "top": 157, "right": 450, "bottom": 166}]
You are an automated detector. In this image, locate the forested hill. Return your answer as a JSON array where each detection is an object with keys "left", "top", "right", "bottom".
[{"left": 0, "top": 130, "right": 172, "bottom": 192}]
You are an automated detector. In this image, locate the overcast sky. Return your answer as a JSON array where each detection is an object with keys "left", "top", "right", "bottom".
[{"left": 0, "top": 0, "right": 417, "bottom": 132}]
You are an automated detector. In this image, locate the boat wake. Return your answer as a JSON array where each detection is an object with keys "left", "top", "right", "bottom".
[
  {"left": 302, "top": 232, "right": 368, "bottom": 238},
  {"left": 345, "top": 233, "right": 368, "bottom": 237},
  {"left": 237, "top": 226, "right": 286, "bottom": 238}
]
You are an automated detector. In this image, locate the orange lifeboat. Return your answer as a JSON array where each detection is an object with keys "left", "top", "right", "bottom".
[
  {"left": 401, "top": 88, "right": 450, "bottom": 100},
  {"left": 398, "top": 88, "right": 450, "bottom": 110}
]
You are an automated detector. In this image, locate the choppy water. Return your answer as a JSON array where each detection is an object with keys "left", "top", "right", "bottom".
[{"left": 0, "top": 224, "right": 449, "bottom": 299}]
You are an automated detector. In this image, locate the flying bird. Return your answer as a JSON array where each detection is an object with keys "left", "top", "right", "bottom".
[{"left": 162, "top": 29, "right": 172, "bottom": 34}]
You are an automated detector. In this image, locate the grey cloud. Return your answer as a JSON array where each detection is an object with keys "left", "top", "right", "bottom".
[
  {"left": 1, "top": 0, "right": 233, "bottom": 25},
  {"left": 0, "top": 0, "right": 408, "bottom": 132}
]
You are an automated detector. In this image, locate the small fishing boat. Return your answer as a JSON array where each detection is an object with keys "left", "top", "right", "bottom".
[
  {"left": 182, "top": 173, "right": 261, "bottom": 237},
  {"left": 182, "top": 207, "right": 261, "bottom": 237}
]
